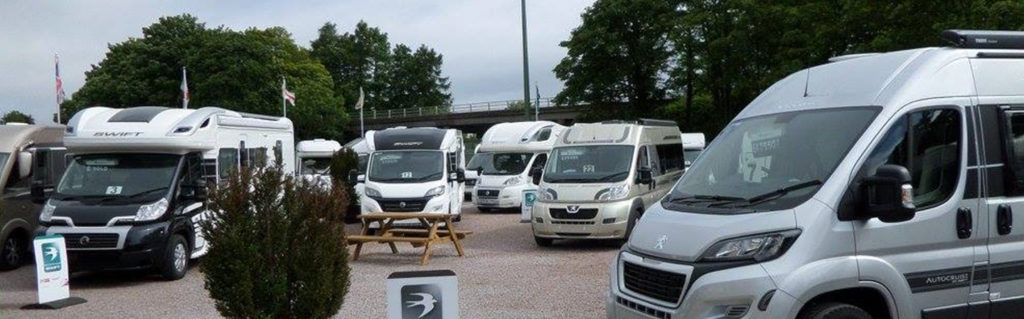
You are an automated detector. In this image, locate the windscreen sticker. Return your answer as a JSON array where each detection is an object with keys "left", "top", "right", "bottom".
[
  {"left": 739, "top": 127, "right": 783, "bottom": 183},
  {"left": 105, "top": 186, "right": 123, "bottom": 195},
  {"left": 401, "top": 172, "right": 413, "bottom": 178}
]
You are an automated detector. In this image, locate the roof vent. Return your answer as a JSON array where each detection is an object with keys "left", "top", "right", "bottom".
[{"left": 942, "top": 29, "right": 1024, "bottom": 49}]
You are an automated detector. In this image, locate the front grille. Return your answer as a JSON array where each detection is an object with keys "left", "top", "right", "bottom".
[
  {"left": 63, "top": 233, "right": 120, "bottom": 249},
  {"left": 376, "top": 198, "right": 428, "bottom": 212},
  {"left": 623, "top": 262, "right": 687, "bottom": 304},
  {"left": 617, "top": 297, "right": 670, "bottom": 319},
  {"left": 551, "top": 220, "right": 595, "bottom": 225},
  {"left": 477, "top": 189, "right": 499, "bottom": 198},
  {"left": 465, "top": 179, "right": 477, "bottom": 186},
  {"left": 549, "top": 208, "right": 598, "bottom": 220}
]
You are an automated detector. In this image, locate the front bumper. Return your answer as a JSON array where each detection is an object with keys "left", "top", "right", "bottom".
[
  {"left": 474, "top": 184, "right": 528, "bottom": 208},
  {"left": 531, "top": 199, "right": 632, "bottom": 239},
  {"left": 606, "top": 251, "right": 781, "bottom": 319},
  {"left": 41, "top": 221, "right": 171, "bottom": 271}
]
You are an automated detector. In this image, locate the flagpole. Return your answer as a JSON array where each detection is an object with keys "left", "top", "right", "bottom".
[
  {"left": 55, "top": 54, "right": 61, "bottom": 124},
  {"left": 282, "top": 76, "right": 287, "bottom": 118},
  {"left": 360, "top": 106, "right": 364, "bottom": 138}
]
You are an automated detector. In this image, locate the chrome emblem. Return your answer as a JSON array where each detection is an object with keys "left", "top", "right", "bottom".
[
  {"left": 566, "top": 205, "right": 581, "bottom": 214},
  {"left": 655, "top": 235, "right": 668, "bottom": 250},
  {"left": 399, "top": 202, "right": 407, "bottom": 208},
  {"left": 79, "top": 236, "right": 91, "bottom": 246}
]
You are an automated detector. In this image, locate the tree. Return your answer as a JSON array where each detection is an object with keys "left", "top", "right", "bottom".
[
  {"left": 63, "top": 15, "right": 347, "bottom": 141},
  {"left": 311, "top": 22, "right": 452, "bottom": 111},
  {"left": 202, "top": 162, "right": 350, "bottom": 319},
  {"left": 1, "top": 111, "right": 34, "bottom": 124},
  {"left": 553, "top": 0, "right": 677, "bottom": 118}
]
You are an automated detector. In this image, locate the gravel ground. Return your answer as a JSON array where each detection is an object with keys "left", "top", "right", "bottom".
[{"left": 0, "top": 204, "right": 621, "bottom": 318}]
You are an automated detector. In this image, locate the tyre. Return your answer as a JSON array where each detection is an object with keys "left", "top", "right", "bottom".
[
  {"left": 801, "top": 302, "right": 872, "bottom": 319},
  {"left": 534, "top": 236, "right": 553, "bottom": 247},
  {"left": 478, "top": 207, "right": 492, "bottom": 213},
  {"left": 159, "top": 234, "right": 190, "bottom": 280},
  {"left": 623, "top": 207, "right": 643, "bottom": 240},
  {"left": 0, "top": 234, "right": 25, "bottom": 271},
  {"left": 453, "top": 214, "right": 462, "bottom": 222}
]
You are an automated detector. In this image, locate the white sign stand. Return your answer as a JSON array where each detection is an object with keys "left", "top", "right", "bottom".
[
  {"left": 387, "top": 270, "right": 459, "bottom": 319},
  {"left": 23, "top": 234, "right": 86, "bottom": 310},
  {"left": 521, "top": 188, "right": 537, "bottom": 223}
]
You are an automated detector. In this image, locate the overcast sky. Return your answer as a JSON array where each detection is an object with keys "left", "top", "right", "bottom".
[{"left": 0, "top": 0, "right": 594, "bottom": 123}]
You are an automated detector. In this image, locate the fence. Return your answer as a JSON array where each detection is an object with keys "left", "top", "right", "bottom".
[{"left": 350, "top": 97, "right": 560, "bottom": 120}]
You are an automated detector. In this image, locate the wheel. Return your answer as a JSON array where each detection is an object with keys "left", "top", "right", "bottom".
[
  {"left": 453, "top": 214, "right": 462, "bottom": 222},
  {"left": 801, "top": 302, "right": 872, "bottom": 319},
  {"left": 623, "top": 207, "right": 643, "bottom": 240},
  {"left": 534, "top": 236, "right": 553, "bottom": 247},
  {"left": 0, "top": 234, "right": 25, "bottom": 271},
  {"left": 159, "top": 234, "right": 190, "bottom": 280},
  {"left": 478, "top": 207, "right": 492, "bottom": 213}
]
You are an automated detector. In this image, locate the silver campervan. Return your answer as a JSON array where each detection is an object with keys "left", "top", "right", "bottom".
[
  {"left": 607, "top": 30, "right": 1024, "bottom": 319},
  {"left": 0, "top": 124, "right": 66, "bottom": 270}
]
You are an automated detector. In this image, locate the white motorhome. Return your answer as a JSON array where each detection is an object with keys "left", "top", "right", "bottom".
[
  {"left": 361, "top": 127, "right": 466, "bottom": 222},
  {"left": 465, "top": 145, "right": 482, "bottom": 200},
  {"left": 0, "top": 125, "right": 67, "bottom": 270},
  {"left": 531, "top": 119, "right": 683, "bottom": 246},
  {"left": 39, "top": 106, "right": 294, "bottom": 280},
  {"left": 608, "top": 30, "right": 1024, "bottom": 319},
  {"left": 680, "top": 132, "right": 706, "bottom": 170},
  {"left": 472, "top": 121, "right": 564, "bottom": 211},
  {"left": 296, "top": 139, "right": 341, "bottom": 187}
]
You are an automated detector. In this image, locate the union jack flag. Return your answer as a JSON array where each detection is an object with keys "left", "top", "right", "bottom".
[
  {"left": 55, "top": 54, "right": 66, "bottom": 104},
  {"left": 282, "top": 78, "right": 296, "bottom": 106}
]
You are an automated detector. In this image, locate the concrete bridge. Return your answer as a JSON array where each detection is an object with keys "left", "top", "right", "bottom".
[{"left": 345, "top": 98, "right": 589, "bottom": 136}]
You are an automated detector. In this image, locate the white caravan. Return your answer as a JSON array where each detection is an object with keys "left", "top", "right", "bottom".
[
  {"left": 465, "top": 145, "right": 482, "bottom": 200},
  {"left": 472, "top": 121, "right": 565, "bottom": 212},
  {"left": 296, "top": 139, "right": 341, "bottom": 187},
  {"left": 361, "top": 127, "right": 466, "bottom": 222},
  {"left": 680, "top": 132, "right": 706, "bottom": 170},
  {"left": 531, "top": 119, "right": 683, "bottom": 246},
  {"left": 0, "top": 125, "right": 67, "bottom": 270},
  {"left": 39, "top": 106, "right": 294, "bottom": 280},
  {"left": 608, "top": 30, "right": 1024, "bottom": 319}
]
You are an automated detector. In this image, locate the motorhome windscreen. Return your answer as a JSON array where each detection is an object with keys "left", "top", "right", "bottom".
[
  {"left": 300, "top": 157, "right": 332, "bottom": 175},
  {"left": 467, "top": 152, "right": 489, "bottom": 171},
  {"left": 481, "top": 153, "right": 532, "bottom": 175},
  {"left": 544, "top": 145, "right": 634, "bottom": 183},
  {"left": 55, "top": 154, "right": 181, "bottom": 203},
  {"left": 368, "top": 151, "right": 443, "bottom": 183},
  {"left": 665, "top": 107, "right": 880, "bottom": 213}
]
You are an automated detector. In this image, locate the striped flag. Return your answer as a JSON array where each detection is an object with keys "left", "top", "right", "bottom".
[
  {"left": 282, "top": 78, "right": 296, "bottom": 106},
  {"left": 55, "top": 54, "right": 66, "bottom": 105},
  {"left": 180, "top": 67, "right": 189, "bottom": 109}
]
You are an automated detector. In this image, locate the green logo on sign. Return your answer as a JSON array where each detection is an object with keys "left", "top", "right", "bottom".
[
  {"left": 42, "top": 242, "right": 61, "bottom": 272},
  {"left": 524, "top": 192, "right": 537, "bottom": 206}
]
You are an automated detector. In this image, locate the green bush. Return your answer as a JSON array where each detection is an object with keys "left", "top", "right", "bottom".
[
  {"left": 201, "top": 162, "right": 350, "bottom": 319},
  {"left": 328, "top": 148, "right": 360, "bottom": 212}
]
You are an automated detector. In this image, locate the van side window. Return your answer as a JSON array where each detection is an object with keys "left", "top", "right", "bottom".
[
  {"left": 530, "top": 154, "right": 548, "bottom": 173},
  {"left": 1001, "top": 110, "right": 1024, "bottom": 195},
  {"left": 218, "top": 148, "right": 239, "bottom": 179},
  {"left": 3, "top": 156, "right": 29, "bottom": 196},
  {"left": 535, "top": 127, "right": 552, "bottom": 141},
  {"left": 862, "top": 109, "right": 961, "bottom": 209},
  {"left": 647, "top": 146, "right": 662, "bottom": 176},
  {"left": 637, "top": 146, "right": 650, "bottom": 172},
  {"left": 655, "top": 143, "right": 685, "bottom": 174}
]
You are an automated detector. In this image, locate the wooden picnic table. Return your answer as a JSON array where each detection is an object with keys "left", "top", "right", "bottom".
[{"left": 346, "top": 212, "right": 472, "bottom": 265}]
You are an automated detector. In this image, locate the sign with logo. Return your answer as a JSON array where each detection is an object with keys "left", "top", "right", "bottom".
[
  {"left": 388, "top": 270, "right": 458, "bottom": 319},
  {"left": 521, "top": 189, "right": 537, "bottom": 223},
  {"left": 33, "top": 235, "right": 70, "bottom": 304}
]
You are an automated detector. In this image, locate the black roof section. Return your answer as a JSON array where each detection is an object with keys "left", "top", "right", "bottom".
[
  {"left": 942, "top": 29, "right": 1024, "bottom": 49},
  {"left": 109, "top": 107, "right": 171, "bottom": 123},
  {"left": 373, "top": 127, "right": 448, "bottom": 150}
]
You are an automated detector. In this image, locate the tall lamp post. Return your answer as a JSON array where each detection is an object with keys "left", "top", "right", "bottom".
[{"left": 520, "top": 0, "right": 531, "bottom": 120}]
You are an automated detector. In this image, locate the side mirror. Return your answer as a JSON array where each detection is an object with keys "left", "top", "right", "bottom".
[
  {"left": 348, "top": 169, "right": 359, "bottom": 183},
  {"left": 476, "top": 168, "right": 483, "bottom": 177},
  {"left": 530, "top": 168, "right": 543, "bottom": 185},
  {"left": 637, "top": 167, "right": 653, "bottom": 185},
  {"left": 862, "top": 164, "right": 915, "bottom": 223},
  {"left": 193, "top": 184, "right": 209, "bottom": 201},
  {"left": 17, "top": 151, "right": 32, "bottom": 179},
  {"left": 357, "top": 174, "right": 365, "bottom": 183},
  {"left": 456, "top": 168, "right": 466, "bottom": 183}
]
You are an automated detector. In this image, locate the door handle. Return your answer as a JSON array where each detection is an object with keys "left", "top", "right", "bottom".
[
  {"left": 957, "top": 207, "right": 973, "bottom": 239},
  {"left": 998, "top": 204, "right": 1014, "bottom": 236}
]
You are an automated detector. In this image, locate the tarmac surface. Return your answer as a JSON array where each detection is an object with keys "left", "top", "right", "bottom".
[{"left": 0, "top": 204, "right": 621, "bottom": 318}]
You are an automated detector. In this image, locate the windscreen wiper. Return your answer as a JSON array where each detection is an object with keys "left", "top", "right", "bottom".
[
  {"left": 715, "top": 180, "right": 824, "bottom": 208},
  {"left": 597, "top": 172, "right": 629, "bottom": 182},
  {"left": 667, "top": 194, "right": 747, "bottom": 205},
  {"left": 124, "top": 187, "right": 170, "bottom": 199}
]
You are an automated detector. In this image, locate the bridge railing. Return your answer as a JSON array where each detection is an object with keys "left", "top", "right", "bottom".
[{"left": 350, "top": 97, "right": 563, "bottom": 120}]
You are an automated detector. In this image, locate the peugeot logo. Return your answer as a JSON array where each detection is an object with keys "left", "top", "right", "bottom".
[
  {"left": 399, "top": 202, "right": 407, "bottom": 208},
  {"left": 79, "top": 235, "right": 91, "bottom": 246},
  {"left": 655, "top": 235, "right": 668, "bottom": 250},
  {"left": 566, "top": 205, "right": 581, "bottom": 214}
]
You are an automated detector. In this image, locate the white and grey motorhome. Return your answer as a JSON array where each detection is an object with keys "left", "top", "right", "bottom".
[
  {"left": 531, "top": 119, "right": 684, "bottom": 246},
  {"left": 680, "top": 132, "right": 705, "bottom": 170},
  {"left": 473, "top": 121, "right": 564, "bottom": 211},
  {"left": 0, "top": 125, "right": 67, "bottom": 270},
  {"left": 39, "top": 106, "right": 294, "bottom": 280},
  {"left": 608, "top": 30, "right": 1024, "bottom": 319},
  {"left": 296, "top": 138, "right": 341, "bottom": 187},
  {"left": 360, "top": 127, "right": 466, "bottom": 222}
]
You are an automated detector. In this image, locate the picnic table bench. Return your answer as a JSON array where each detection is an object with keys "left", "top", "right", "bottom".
[{"left": 346, "top": 212, "right": 472, "bottom": 265}]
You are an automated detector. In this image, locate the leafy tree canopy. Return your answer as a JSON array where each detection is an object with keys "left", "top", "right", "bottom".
[{"left": 1, "top": 110, "right": 35, "bottom": 124}]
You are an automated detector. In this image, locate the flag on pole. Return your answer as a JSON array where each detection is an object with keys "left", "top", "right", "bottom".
[
  {"left": 180, "top": 67, "right": 190, "bottom": 109},
  {"left": 282, "top": 79, "right": 296, "bottom": 106},
  {"left": 354, "top": 87, "right": 364, "bottom": 110},
  {"left": 55, "top": 54, "right": 66, "bottom": 123}
]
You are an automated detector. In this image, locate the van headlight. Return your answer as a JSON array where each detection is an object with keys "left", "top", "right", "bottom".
[
  {"left": 503, "top": 176, "right": 523, "bottom": 186},
  {"left": 596, "top": 184, "right": 630, "bottom": 201},
  {"left": 425, "top": 185, "right": 446, "bottom": 198},
  {"left": 364, "top": 187, "right": 382, "bottom": 198},
  {"left": 135, "top": 198, "right": 169, "bottom": 221},
  {"left": 538, "top": 185, "right": 556, "bottom": 201},
  {"left": 699, "top": 229, "right": 801, "bottom": 262},
  {"left": 39, "top": 200, "right": 57, "bottom": 222}
]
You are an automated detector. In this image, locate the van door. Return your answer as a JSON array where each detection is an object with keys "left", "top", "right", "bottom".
[
  {"left": 981, "top": 105, "right": 1024, "bottom": 314},
  {"left": 853, "top": 103, "right": 982, "bottom": 317}
]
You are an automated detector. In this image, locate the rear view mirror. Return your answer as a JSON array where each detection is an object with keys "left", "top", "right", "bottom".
[
  {"left": 17, "top": 151, "right": 32, "bottom": 179},
  {"left": 862, "top": 164, "right": 915, "bottom": 223},
  {"left": 530, "top": 168, "right": 543, "bottom": 185},
  {"left": 637, "top": 167, "right": 653, "bottom": 185},
  {"left": 181, "top": 184, "right": 208, "bottom": 201}
]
